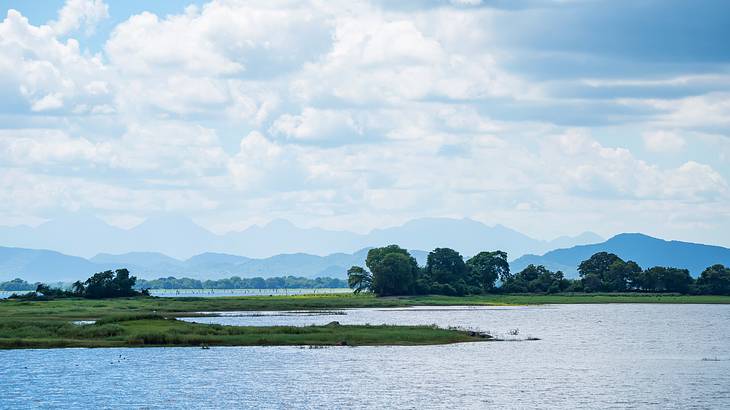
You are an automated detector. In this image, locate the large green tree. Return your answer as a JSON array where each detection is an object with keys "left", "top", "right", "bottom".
[
  {"left": 426, "top": 248, "right": 467, "bottom": 284},
  {"left": 578, "top": 252, "right": 640, "bottom": 292},
  {"left": 465, "top": 251, "right": 510, "bottom": 291},
  {"left": 501, "top": 264, "right": 568, "bottom": 294},
  {"left": 347, "top": 266, "right": 372, "bottom": 294},
  {"left": 366, "top": 245, "right": 419, "bottom": 296},
  {"left": 696, "top": 264, "right": 730, "bottom": 295},
  {"left": 636, "top": 267, "right": 693, "bottom": 293}
]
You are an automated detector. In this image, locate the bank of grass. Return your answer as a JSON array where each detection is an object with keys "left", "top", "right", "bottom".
[
  {"left": 2, "top": 293, "right": 729, "bottom": 321},
  {"left": 2, "top": 293, "right": 728, "bottom": 349},
  {"left": 0, "top": 315, "right": 482, "bottom": 349}
]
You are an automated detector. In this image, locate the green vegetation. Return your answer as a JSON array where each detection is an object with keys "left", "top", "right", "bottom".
[
  {"left": 12, "top": 269, "right": 148, "bottom": 300},
  {"left": 0, "top": 316, "right": 481, "bottom": 349},
  {"left": 0, "top": 278, "right": 36, "bottom": 291},
  {"left": 2, "top": 292, "right": 729, "bottom": 349},
  {"left": 136, "top": 275, "right": 347, "bottom": 290},
  {"left": 2, "top": 293, "right": 729, "bottom": 321},
  {"left": 348, "top": 246, "right": 730, "bottom": 296}
]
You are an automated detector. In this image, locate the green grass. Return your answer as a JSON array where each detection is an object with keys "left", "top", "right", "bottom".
[
  {"left": 0, "top": 316, "right": 483, "bottom": 349},
  {"left": 1, "top": 293, "right": 728, "bottom": 322},
  {"left": 2, "top": 292, "right": 728, "bottom": 349}
]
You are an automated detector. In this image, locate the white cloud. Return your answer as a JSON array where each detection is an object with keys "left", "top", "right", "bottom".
[
  {"left": 49, "top": 0, "right": 109, "bottom": 36},
  {"left": 0, "top": 9, "right": 111, "bottom": 114},
  {"left": 270, "top": 108, "right": 363, "bottom": 141},
  {"left": 643, "top": 130, "right": 685, "bottom": 153},
  {"left": 105, "top": 2, "right": 330, "bottom": 77},
  {"left": 0, "top": 1, "right": 728, "bottom": 246}
]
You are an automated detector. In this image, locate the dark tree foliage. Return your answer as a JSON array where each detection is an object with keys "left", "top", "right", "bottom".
[
  {"left": 466, "top": 251, "right": 510, "bottom": 291},
  {"left": 0, "top": 278, "right": 36, "bottom": 291},
  {"left": 347, "top": 266, "right": 372, "bottom": 294},
  {"left": 78, "top": 269, "right": 141, "bottom": 299},
  {"left": 696, "top": 264, "right": 730, "bottom": 295},
  {"left": 366, "top": 245, "right": 419, "bottom": 296},
  {"left": 501, "top": 264, "right": 570, "bottom": 294},
  {"left": 426, "top": 248, "right": 467, "bottom": 285},
  {"left": 578, "top": 252, "right": 641, "bottom": 292},
  {"left": 633, "top": 267, "right": 693, "bottom": 293},
  {"left": 35, "top": 283, "right": 75, "bottom": 298}
]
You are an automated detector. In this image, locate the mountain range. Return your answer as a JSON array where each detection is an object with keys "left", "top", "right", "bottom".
[
  {"left": 0, "top": 246, "right": 430, "bottom": 283},
  {"left": 2, "top": 233, "right": 729, "bottom": 283},
  {"left": 0, "top": 215, "right": 602, "bottom": 260},
  {"left": 511, "top": 233, "right": 730, "bottom": 278}
]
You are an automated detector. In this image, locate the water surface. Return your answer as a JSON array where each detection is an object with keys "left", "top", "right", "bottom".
[{"left": 1, "top": 304, "right": 728, "bottom": 409}]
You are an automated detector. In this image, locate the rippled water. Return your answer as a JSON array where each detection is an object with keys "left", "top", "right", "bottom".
[
  {"left": 0, "top": 288, "right": 350, "bottom": 299},
  {"left": 1, "top": 304, "right": 729, "bottom": 409}
]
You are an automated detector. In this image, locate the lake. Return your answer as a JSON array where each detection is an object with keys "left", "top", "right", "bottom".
[
  {"left": 0, "top": 288, "right": 351, "bottom": 299},
  {"left": 1, "top": 304, "right": 729, "bottom": 409}
]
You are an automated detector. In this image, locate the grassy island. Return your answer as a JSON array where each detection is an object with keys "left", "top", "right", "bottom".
[
  {"left": 2, "top": 293, "right": 729, "bottom": 349},
  {"left": 0, "top": 314, "right": 484, "bottom": 349}
]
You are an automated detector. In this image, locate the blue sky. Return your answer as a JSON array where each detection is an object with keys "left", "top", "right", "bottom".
[{"left": 0, "top": 0, "right": 729, "bottom": 246}]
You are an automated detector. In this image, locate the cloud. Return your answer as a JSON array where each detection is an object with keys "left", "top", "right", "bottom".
[
  {"left": 49, "top": 0, "right": 109, "bottom": 36},
  {"left": 643, "top": 131, "right": 685, "bottom": 153},
  {"left": 105, "top": 2, "right": 331, "bottom": 77},
  {"left": 0, "top": 0, "right": 728, "bottom": 246},
  {"left": 0, "top": 9, "right": 111, "bottom": 115},
  {"left": 270, "top": 108, "right": 364, "bottom": 141}
]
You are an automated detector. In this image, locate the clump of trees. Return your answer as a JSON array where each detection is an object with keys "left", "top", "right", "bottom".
[
  {"left": 501, "top": 264, "right": 573, "bottom": 294},
  {"left": 347, "top": 245, "right": 730, "bottom": 297},
  {"left": 13, "top": 269, "right": 148, "bottom": 300},
  {"left": 136, "top": 275, "right": 346, "bottom": 290},
  {"left": 348, "top": 245, "right": 513, "bottom": 296},
  {"left": 0, "top": 278, "right": 37, "bottom": 291}
]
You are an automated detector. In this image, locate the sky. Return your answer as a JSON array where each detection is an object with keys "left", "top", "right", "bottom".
[{"left": 0, "top": 0, "right": 729, "bottom": 245}]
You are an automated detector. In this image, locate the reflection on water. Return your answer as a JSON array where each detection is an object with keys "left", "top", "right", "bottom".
[
  {"left": 0, "top": 288, "right": 351, "bottom": 299},
  {"left": 149, "top": 288, "right": 351, "bottom": 298},
  {"left": 1, "top": 304, "right": 729, "bottom": 409}
]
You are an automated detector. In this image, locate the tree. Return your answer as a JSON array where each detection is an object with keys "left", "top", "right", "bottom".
[
  {"left": 366, "top": 245, "right": 419, "bottom": 296},
  {"left": 347, "top": 266, "right": 372, "bottom": 294},
  {"left": 502, "top": 264, "right": 568, "bottom": 294},
  {"left": 638, "top": 267, "right": 693, "bottom": 293},
  {"left": 696, "top": 264, "right": 730, "bottom": 295},
  {"left": 466, "top": 251, "right": 510, "bottom": 291},
  {"left": 83, "top": 269, "right": 139, "bottom": 299},
  {"left": 71, "top": 280, "right": 86, "bottom": 296},
  {"left": 426, "top": 248, "right": 467, "bottom": 285},
  {"left": 578, "top": 252, "right": 640, "bottom": 292}
]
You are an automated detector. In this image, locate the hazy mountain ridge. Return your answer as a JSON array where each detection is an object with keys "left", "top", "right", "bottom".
[
  {"left": 0, "top": 215, "right": 601, "bottom": 260},
  {"left": 2, "top": 233, "right": 729, "bottom": 284},
  {"left": 0, "top": 246, "right": 425, "bottom": 283},
  {"left": 511, "top": 233, "right": 730, "bottom": 278}
]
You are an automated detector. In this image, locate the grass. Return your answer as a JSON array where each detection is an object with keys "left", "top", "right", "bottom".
[
  {"left": 0, "top": 316, "right": 483, "bottom": 349},
  {"left": 1, "top": 292, "right": 728, "bottom": 349},
  {"left": 1, "top": 293, "right": 728, "bottom": 321}
]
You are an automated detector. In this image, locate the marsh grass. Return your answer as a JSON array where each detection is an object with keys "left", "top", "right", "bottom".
[
  {"left": 0, "top": 316, "right": 483, "bottom": 349},
  {"left": 1, "top": 292, "right": 728, "bottom": 349}
]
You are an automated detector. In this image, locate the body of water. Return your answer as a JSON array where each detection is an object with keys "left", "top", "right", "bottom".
[
  {"left": 0, "top": 288, "right": 351, "bottom": 299},
  {"left": 1, "top": 304, "right": 729, "bottom": 409},
  {"left": 149, "top": 288, "right": 351, "bottom": 297}
]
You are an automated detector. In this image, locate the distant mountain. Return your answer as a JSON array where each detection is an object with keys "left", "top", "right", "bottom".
[
  {"left": 0, "top": 213, "right": 602, "bottom": 260},
  {"left": 511, "top": 233, "right": 730, "bottom": 278},
  {"left": 0, "top": 247, "right": 98, "bottom": 283},
  {"left": 365, "top": 218, "right": 603, "bottom": 260},
  {"left": 3, "top": 233, "right": 729, "bottom": 283},
  {"left": 0, "top": 246, "right": 413, "bottom": 283}
]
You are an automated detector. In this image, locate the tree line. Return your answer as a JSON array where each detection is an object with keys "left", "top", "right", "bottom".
[
  {"left": 135, "top": 276, "right": 347, "bottom": 290},
  {"left": 10, "top": 269, "right": 147, "bottom": 300},
  {"left": 347, "top": 246, "right": 730, "bottom": 296}
]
